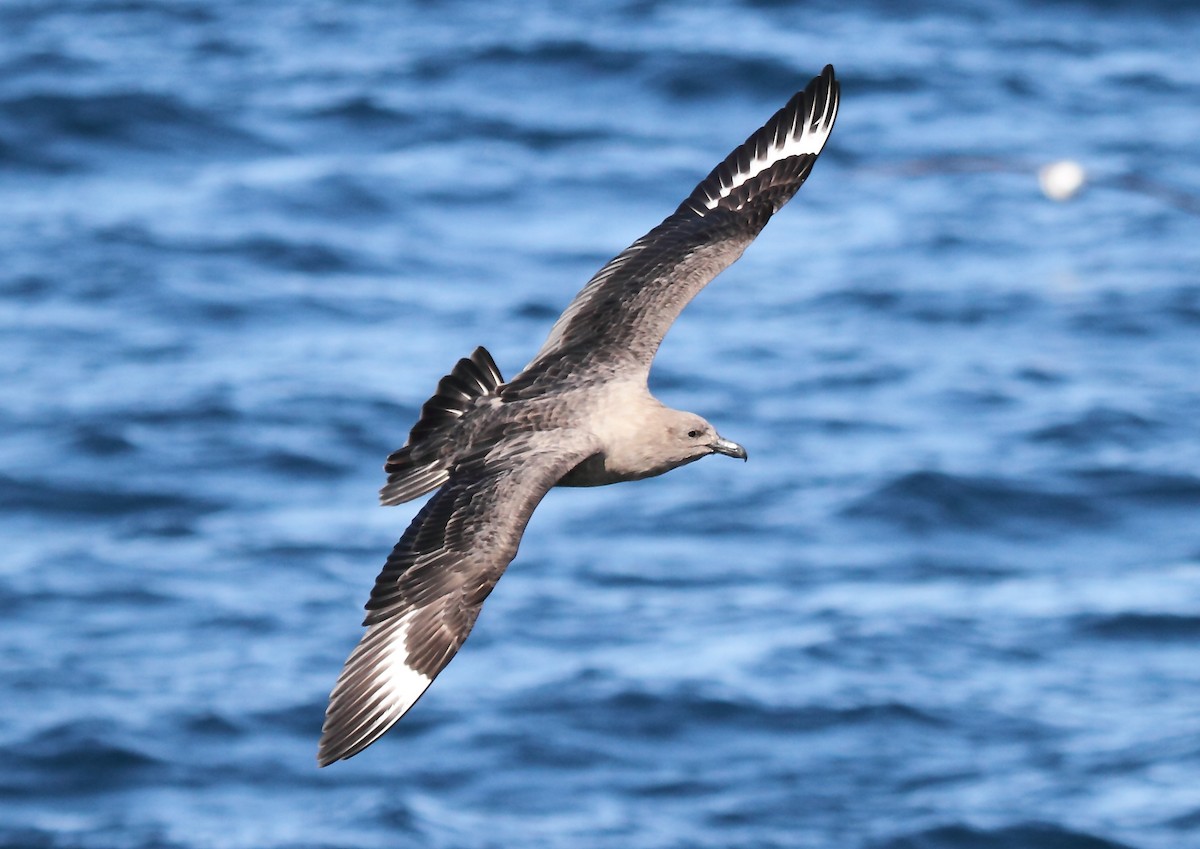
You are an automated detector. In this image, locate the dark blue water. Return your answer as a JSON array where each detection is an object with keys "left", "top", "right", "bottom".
[{"left": 3, "top": 1, "right": 1198, "bottom": 847}]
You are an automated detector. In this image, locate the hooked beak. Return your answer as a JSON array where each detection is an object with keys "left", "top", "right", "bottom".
[{"left": 710, "top": 436, "right": 748, "bottom": 461}]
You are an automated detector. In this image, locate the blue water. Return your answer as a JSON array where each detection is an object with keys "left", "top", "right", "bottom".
[{"left": 3, "top": 1, "right": 1199, "bottom": 847}]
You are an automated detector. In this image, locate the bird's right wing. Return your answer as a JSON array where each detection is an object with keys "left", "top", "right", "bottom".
[{"left": 318, "top": 429, "right": 601, "bottom": 766}]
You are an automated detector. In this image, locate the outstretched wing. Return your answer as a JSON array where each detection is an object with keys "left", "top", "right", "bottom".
[
  {"left": 504, "top": 65, "right": 839, "bottom": 396},
  {"left": 318, "top": 430, "right": 600, "bottom": 766}
]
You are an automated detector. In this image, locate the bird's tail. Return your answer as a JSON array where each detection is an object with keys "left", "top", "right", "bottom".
[{"left": 379, "top": 347, "right": 504, "bottom": 505}]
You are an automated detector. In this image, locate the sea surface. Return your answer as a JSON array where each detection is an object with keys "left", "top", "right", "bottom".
[{"left": 2, "top": 1, "right": 1198, "bottom": 848}]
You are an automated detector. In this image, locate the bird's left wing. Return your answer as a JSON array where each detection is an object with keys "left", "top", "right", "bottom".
[
  {"left": 506, "top": 65, "right": 839, "bottom": 395},
  {"left": 318, "top": 429, "right": 601, "bottom": 766}
]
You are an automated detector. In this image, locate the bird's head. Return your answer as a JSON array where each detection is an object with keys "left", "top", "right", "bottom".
[{"left": 659, "top": 411, "right": 747, "bottom": 471}]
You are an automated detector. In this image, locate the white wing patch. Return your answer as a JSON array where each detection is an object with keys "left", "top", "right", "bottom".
[
  {"left": 319, "top": 612, "right": 434, "bottom": 764},
  {"left": 701, "top": 81, "right": 838, "bottom": 210}
]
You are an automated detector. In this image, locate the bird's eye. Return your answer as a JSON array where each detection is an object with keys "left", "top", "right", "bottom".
[{"left": 687, "top": 429, "right": 700, "bottom": 439}]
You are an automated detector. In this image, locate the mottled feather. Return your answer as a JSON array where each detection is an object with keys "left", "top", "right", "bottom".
[
  {"left": 508, "top": 65, "right": 839, "bottom": 394},
  {"left": 319, "top": 66, "right": 840, "bottom": 766},
  {"left": 318, "top": 431, "right": 601, "bottom": 766}
]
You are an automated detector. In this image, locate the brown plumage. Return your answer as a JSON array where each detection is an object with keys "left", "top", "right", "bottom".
[{"left": 318, "top": 65, "right": 840, "bottom": 766}]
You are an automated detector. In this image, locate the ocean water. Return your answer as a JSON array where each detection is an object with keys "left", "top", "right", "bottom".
[{"left": 2, "top": 1, "right": 1199, "bottom": 847}]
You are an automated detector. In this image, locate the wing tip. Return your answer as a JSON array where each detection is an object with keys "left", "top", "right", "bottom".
[
  {"left": 678, "top": 64, "right": 840, "bottom": 218},
  {"left": 316, "top": 617, "right": 436, "bottom": 766},
  {"left": 317, "top": 674, "right": 435, "bottom": 767}
]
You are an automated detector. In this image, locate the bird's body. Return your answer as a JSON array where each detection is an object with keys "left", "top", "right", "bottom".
[{"left": 318, "top": 65, "right": 840, "bottom": 766}]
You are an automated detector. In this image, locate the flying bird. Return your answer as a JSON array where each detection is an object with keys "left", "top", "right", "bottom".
[{"left": 319, "top": 65, "right": 840, "bottom": 766}]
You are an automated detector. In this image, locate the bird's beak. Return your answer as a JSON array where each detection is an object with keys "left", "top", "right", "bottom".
[{"left": 710, "top": 436, "right": 748, "bottom": 461}]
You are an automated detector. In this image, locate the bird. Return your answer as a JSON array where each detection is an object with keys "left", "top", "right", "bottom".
[{"left": 318, "top": 65, "right": 840, "bottom": 766}]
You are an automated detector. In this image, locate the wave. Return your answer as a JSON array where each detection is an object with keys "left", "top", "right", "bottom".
[
  {"left": 1074, "top": 612, "right": 1200, "bottom": 641},
  {"left": 878, "top": 821, "right": 1140, "bottom": 849},
  {"left": 0, "top": 473, "right": 221, "bottom": 519},
  {"left": 1028, "top": 407, "right": 1159, "bottom": 447},
  {"left": 1071, "top": 468, "right": 1200, "bottom": 506},
  {"left": 96, "top": 223, "right": 374, "bottom": 275},
  {"left": 0, "top": 90, "right": 273, "bottom": 169},
  {"left": 812, "top": 287, "right": 1038, "bottom": 326},
  {"left": 844, "top": 470, "right": 1104, "bottom": 532},
  {"left": 425, "top": 39, "right": 803, "bottom": 101},
  {"left": 3, "top": 720, "right": 164, "bottom": 796},
  {"left": 524, "top": 681, "right": 944, "bottom": 737}
]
